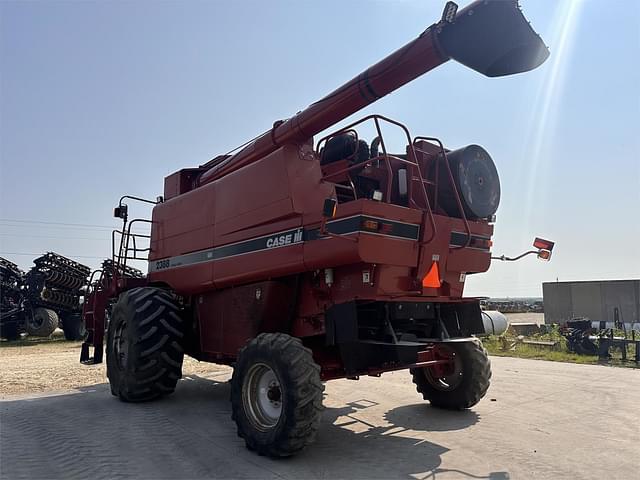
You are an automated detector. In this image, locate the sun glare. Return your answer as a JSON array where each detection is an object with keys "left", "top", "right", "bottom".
[{"left": 521, "top": 0, "right": 585, "bottom": 232}]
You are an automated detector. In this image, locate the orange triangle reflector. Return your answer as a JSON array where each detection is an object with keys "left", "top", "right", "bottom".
[{"left": 422, "top": 261, "right": 441, "bottom": 288}]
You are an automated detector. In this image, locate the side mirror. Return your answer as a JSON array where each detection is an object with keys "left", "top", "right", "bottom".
[
  {"left": 492, "top": 237, "right": 555, "bottom": 262},
  {"left": 322, "top": 198, "right": 337, "bottom": 218},
  {"left": 533, "top": 237, "right": 555, "bottom": 251},
  {"left": 114, "top": 204, "right": 128, "bottom": 219}
]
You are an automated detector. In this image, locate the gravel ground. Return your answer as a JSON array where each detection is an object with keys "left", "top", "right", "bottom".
[
  {"left": 504, "top": 312, "right": 545, "bottom": 325},
  {"left": 0, "top": 339, "right": 226, "bottom": 398}
]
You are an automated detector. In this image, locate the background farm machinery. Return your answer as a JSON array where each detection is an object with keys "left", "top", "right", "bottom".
[
  {"left": 0, "top": 257, "right": 23, "bottom": 340},
  {"left": 0, "top": 252, "right": 90, "bottom": 341},
  {"left": 488, "top": 314, "right": 640, "bottom": 365},
  {"left": 561, "top": 316, "right": 640, "bottom": 363}
]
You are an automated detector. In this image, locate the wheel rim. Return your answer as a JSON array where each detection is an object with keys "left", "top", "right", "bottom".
[
  {"left": 423, "top": 345, "right": 464, "bottom": 391},
  {"left": 242, "top": 363, "right": 283, "bottom": 431},
  {"left": 113, "top": 320, "right": 129, "bottom": 370}
]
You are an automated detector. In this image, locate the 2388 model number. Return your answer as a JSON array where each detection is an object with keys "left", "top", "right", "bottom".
[{"left": 155, "top": 259, "right": 170, "bottom": 270}]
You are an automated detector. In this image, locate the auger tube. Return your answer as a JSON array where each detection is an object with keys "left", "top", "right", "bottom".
[{"left": 197, "top": 0, "right": 548, "bottom": 187}]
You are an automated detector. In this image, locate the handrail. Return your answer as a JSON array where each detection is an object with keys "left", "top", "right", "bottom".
[
  {"left": 112, "top": 195, "right": 158, "bottom": 277},
  {"left": 413, "top": 136, "right": 471, "bottom": 249},
  {"left": 112, "top": 218, "right": 153, "bottom": 281},
  {"left": 317, "top": 114, "right": 437, "bottom": 245},
  {"left": 86, "top": 269, "right": 104, "bottom": 294},
  {"left": 117, "top": 195, "right": 158, "bottom": 208},
  {"left": 316, "top": 114, "right": 409, "bottom": 152},
  {"left": 371, "top": 117, "right": 392, "bottom": 198},
  {"left": 316, "top": 115, "right": 479, "bottom": 257}
]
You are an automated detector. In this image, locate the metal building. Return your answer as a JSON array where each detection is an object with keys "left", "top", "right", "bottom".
[{"left": 542, "top": 280, "right": 640, "bottom": 325}]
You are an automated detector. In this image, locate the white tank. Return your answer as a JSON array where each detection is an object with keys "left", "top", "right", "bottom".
[{"left": 480, "top": 310, "right": 509, "bottom": 336}]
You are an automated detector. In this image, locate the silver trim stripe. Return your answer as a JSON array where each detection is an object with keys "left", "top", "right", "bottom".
[
  {"left": 148, "top": 215, "right": 420, "bottom": 273},
  {"left": 149, "top": 227, "right": 303, "bottom": 273}
]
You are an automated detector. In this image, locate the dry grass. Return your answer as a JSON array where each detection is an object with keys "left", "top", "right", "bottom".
[{"left": 482, "top": 334, "right": 639, "bottom": 369}]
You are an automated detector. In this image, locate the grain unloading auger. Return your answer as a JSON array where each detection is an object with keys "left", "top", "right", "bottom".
[
  {"left": 81, "top": 1, "right": 551, "bottom": 457},
  {"left": 198, "top": 0, "right": 549, "bottom": 184}
]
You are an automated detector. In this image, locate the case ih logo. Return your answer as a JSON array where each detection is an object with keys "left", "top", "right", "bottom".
[{"left": 265, "top": 229, "right": 303, "bottom": 249}]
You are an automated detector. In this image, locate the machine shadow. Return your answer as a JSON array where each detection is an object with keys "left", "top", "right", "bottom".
[
  {"left": 0, "top": 375, "right": 508, "bottom": 480},
  {"left": 384, "top": 402, "right": 480, "bottom": 432},
  {"left": 181, "top": 375, "right": 506, "bottom": 479},
  {"left": 307, "top": 399, "right": 494, "bottom": 479}
]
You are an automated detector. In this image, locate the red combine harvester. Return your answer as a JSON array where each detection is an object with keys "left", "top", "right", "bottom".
[{"left": 82, "top": 1, "right": 553, "bottom": 456}]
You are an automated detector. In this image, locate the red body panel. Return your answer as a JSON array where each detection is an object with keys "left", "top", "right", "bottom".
[
  {"left": 150, "top": 142, "right": 492, "bottom": 290},
  {"left": 147, "top": 142, "right": 494, "bottom": 367},
  {"left": 196, "top": 281, "right": 293, "bottom": 359}
]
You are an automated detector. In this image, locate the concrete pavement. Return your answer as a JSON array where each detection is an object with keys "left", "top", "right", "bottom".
[{"left": 1, "top": 356, "right": 638, "bottom": 479}]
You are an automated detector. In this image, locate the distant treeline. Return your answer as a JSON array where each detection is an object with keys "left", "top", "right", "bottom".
[{"left": 481, "top": 299, "right": 544, "bottom": 313}]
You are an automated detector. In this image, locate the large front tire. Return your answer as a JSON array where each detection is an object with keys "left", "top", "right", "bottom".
[
  {"left": 106, "top": 287, "right": 184, "bottom": 402},
  {"left": 231, "top": 333, "right": 324, "bottom": 457},
  {"left": 410, "top": 340, "right": 491, "bottom": 410}
]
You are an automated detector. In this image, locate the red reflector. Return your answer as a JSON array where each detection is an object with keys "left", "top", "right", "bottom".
[
  {"left": 422, "top": 262, "right": 441, "bottom": 288},
  {"left": 533, "top": 237, "right": 554, "bottom": 251},
  {"left": 379, "top": 223, "right": 393, "bottom": 234}
]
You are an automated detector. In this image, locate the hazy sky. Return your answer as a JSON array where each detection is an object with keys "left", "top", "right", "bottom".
[{"left": 1, "top": 0, "right": 639, "bottom": 297}]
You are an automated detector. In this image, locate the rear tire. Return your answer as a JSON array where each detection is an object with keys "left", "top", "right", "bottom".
[
  {"left": 231, "top": 333, "right": 324, "bottom": 457},
  {"left": 26, "top": 308, "right": 58, "bottom": 337},
  {"left": 410, "top": 340, "right": 491, "bottom": 410},
  {"left": 106, "top": 287, "right": 184, "bottom": 402}
]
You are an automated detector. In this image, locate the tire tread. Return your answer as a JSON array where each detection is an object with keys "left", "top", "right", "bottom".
[
  {"left": 410, "top": 341, "right": 491, "bottom": 410},
  {"left": 231, "top": 333, "right": 324, "bottom": 457},
  {"left": 106, "top": 287, "right": 184, "bottom": 403}
]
